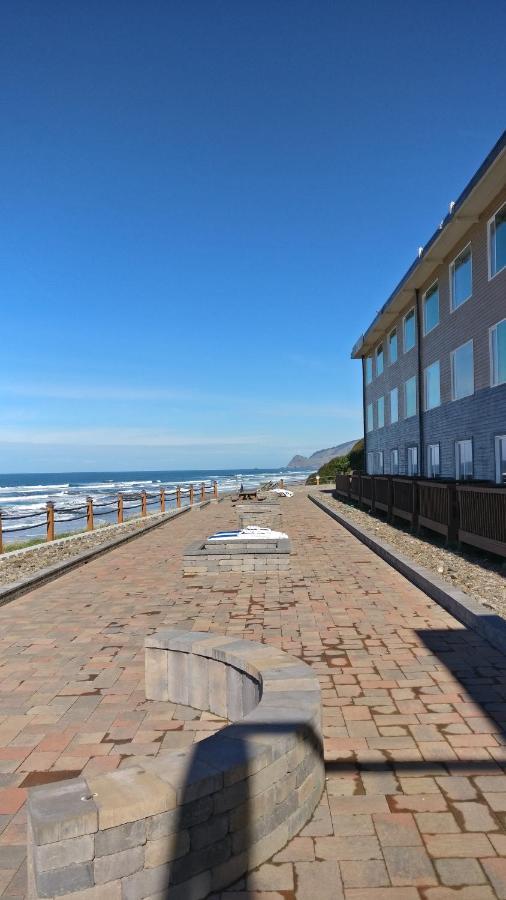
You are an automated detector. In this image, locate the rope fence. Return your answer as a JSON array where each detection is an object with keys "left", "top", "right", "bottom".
[{"left": 0, "top": 481, "right": 219, "bottom": 552}]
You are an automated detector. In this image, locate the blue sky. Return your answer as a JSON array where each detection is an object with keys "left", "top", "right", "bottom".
[{"left": 1, "top": 1, "right": 505, "bottom": 472}]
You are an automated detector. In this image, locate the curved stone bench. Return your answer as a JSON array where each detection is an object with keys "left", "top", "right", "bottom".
[{"left": 28, "top": 631, "right": 324, "bottom": 900}]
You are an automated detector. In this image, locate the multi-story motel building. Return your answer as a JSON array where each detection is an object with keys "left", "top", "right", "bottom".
[{"left": 352, "top": 132, "right": 506, "bottom": 483}]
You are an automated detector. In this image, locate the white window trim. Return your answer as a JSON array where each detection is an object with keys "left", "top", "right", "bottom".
[
  {"left": 489, "top": 318, "right": 506, "bottom": 387},
  {"left": 495, "top": 434, "right": 506, "bottom": 484},
  {"left": 390, "top": 387, "right": 399, "bottom": 424},
  {"left": 388, "top": 328, "right": 398, "bottom": 365},
  {"left": 488, "top": 202, "right": 506, "bottom": 281},
  {"left": 403, "top": 308, "right": 416, "bottom": 353},
  {"left": 424, "top": 360, "right": 441, "bottom": 411},
  {"left": 451, "top": 339, "right": 474, "bottom": 401},
  {"left": 427, "top": 443, "right": 440, "bottom": 478},
  {"left": 404, "top": 375, "right": 417, "bottom": 419},
  {"left": 376, "top": 343, "right": 384, "bottom": 376},
  {"left": 366, "top": 402, "right": 374, "bottom": 432},
  {"left": 407, "top": 445, "right": 419, "bottom": 476},
  {"left": 390, "top": 448, "right": 399, "bottom": 475},
  {"left": 449, "top": 241, "right": 472, "bottom": 312},
  {"left": 423, "top": 280, "right": 439, "bottom": 336},
  {"left": 365, "top": 356, "right": 373, "bottom": 385},
  {"left": 377, "top": 396, "right": 384, "bottom": 429},
  {"left": 455, "top": 438, "right": 473, "bottom": 480}
]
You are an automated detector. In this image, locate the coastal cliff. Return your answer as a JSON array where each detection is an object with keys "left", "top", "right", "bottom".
[{"left": 287, "top": 439, "right": 358, "bottom": 470}]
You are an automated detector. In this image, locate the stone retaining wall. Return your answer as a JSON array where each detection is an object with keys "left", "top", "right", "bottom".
[
  {"left": 27, "top": 630, "right": 323, "bottom": 900},
  {"left": 183, "top": 537, "right": 290, "bottom": 575}
]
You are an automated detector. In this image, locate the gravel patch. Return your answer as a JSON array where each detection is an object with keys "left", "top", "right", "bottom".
[
  {"left": 0, "top": 508, "right": 187, "bottom": 587},
  {"left": 311, "top": 488, "right": 506, "bottom": 616}
]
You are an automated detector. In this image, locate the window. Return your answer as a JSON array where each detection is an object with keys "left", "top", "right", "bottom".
[
  {"left": 390, "top": 448, "right": 399, "bottom": 475},
  {"left": 403, "top": 308, "right": 416, "bottom": 352},
  {"left": 451, "top": 340, "right": 474, "bottom": 400},
  {"left": 496, "top": 435, "right": 506, "bottom": 484},
  {"left": 407, "top": 446, "right": 419, "bottom": 476},
  {"left": 450, "top": 244, "right": 472, "bottom": 310},
  {"left": 424, "top": 361, "right": 441, "bottom": 410},
  {"left": 365, "top": 357, "right": 373, "bottom": 384},
  {"left": 423, "top": 282, "right": 439, "bottom": 334},
  {"left": 367, "top": 451, "right": 374, "bottom": 474},
  {"left": 366, "top": 402, "right": 373, "bottom": 432},
  {"left": 490, "top": 319, "right": 506, "bottom": 387},
  {"left": 389, "top": 328, "right": 398, "bottom": 364},
  {"left": 488, "top": 203, "right": 506, "bottom": 278},
  {"left": 455, "top": 439, "right": 473, "bottom": 480},
  {"left": 377, "top": 396, "right": 384, "bottom": 428},
  {"left": 427, "top": 444, "right": 440, "bottom": 478},
  {"left": 405, "top": 375, "right": 417, "bottom": 418},
  {"left": 376, "top": 343, "right": 384, "bottom": 376},
  {"left": 390, "top": 387, "right": 398, "bottom": 424},
  {"left": 376, "top": 450, "right": 384, "bottom": 474}
]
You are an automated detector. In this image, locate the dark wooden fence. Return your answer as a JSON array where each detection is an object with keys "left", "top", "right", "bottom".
[{"left": 333, "top": 473, "right": 506, "bottom": 557}]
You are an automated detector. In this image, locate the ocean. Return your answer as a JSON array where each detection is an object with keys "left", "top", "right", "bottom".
[{"left": 0, "top": 468, "right": 309, "bottom": 544}]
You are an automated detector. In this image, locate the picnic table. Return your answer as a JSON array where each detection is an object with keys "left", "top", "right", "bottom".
[{"left": 237, "top": 487, "right": 258, "bottom": 500}]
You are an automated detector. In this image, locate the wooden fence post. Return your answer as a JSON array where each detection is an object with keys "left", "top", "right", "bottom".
[
  {"left": 46, "top": 502, "right": 55, "bottom": 542},
  {"left": 189, "top": 484, "right": 194, "bottom": 506},
  {"left": 118, "top": 493, "right": 124, "bottom": 524},
  {"left": 447, "top": 483, "right": 458, "bottom": 545},
  {"left": 141, "top": 491, "right": 147, "bottom": 517},
  {"left": 0, "top": 511, "right": 3, "bottom": 554},
  {"left": 86, "top": 497, "right": 94, "bottom": 532},
  {"left": 213, "top": 480, "right": 218, "bottom": 499},
  {"left": 200, "top": 482, "right": 205, "bottom": 502},
  {"left": 176, "top": 486, "right": 181, "bottom": 509},
  {"left": 387, "top": 476, "right": 393, "bottom": 522},
  {"left": 160, "top": 488, "right": 165, "bottom": 513}
]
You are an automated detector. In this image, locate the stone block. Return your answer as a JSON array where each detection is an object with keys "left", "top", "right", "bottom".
[
  {"left": 169, "top": 835, "right": 231, "bottom": 884},
  {"left": 208, "top": 658, "right": 228, "bottom": 718},
  {"left": 147, "top": 797, "right": 212, "bottom": 840},
  {"left": 189, "top": 812, "right": 229, "bottom": 850},
  {"left": 144, "top": 831, "right": 190, "bottom": 867},
  {"left": 87, "top": 769, "right": 176, "bottom": 830},
  {"left": 188, "top": 654, "right": 209, "bottom": 712},
  {"left": 167, "top": 650, "right": 190, "bottom": 705},
  {"left": 225, "top": 665, "right": 245, "bottom": 720},
  {"left": 35, "top": 834, "right": 94, "bottom": 873},
  {"left": 144, "top": 647, "right": 169, "bottom": 701},
  {"left": 35, "top": 861, "right": 94, "bottom": 898},
  {"left": 94, "top": 845, "right": 144, "bottom": 883},
  {"left": 29, "top": 777, "right": 98, "bottom": 846},
  {"left": 94, "top": 820, "right": 146, "bottom": 857}
]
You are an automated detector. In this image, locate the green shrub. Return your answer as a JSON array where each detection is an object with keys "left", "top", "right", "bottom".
[{"left": 305, "top": 438, "right": 365, "bottom": 485}]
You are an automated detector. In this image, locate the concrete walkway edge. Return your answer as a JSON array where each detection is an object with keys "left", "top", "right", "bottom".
[{"left": 309, "top": 491, "right": 506, "bottom": 656}]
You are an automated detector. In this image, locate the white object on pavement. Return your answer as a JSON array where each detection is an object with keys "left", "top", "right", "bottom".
[
  {"left": 208, "top": 525, "right": 288, "bottom": 542},
  {"left": 268, "top": 488, "right": 293, "bottom": 497}
]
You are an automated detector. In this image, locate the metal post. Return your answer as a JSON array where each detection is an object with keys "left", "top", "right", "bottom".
[
  {"left": 213, "top": 480, "right": 218, "bottom": 499},
  {"left": 189, "top": 484, "right": 194, "bottom": 506},
  {"left": 86, "top": 497, "right": 94, "bottom": 532},
  {"left": 176, "top": 486, "right": 181, "bottom": 509},
  {"left": 160, "top": 488, "right": 165, "bottom": 513},
  {"left": 118, "top": 493, "right": 124, "bottom": 524},
  {"left": 46, "top": 501, "right": 55, "bottom": 542},
  {"left": 141, "top": 491, "right": 147, "bottom": 517}
]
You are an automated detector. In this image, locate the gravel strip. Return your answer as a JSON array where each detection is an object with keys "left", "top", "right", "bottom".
[
  {"left": 310, "top": 488, "right": 506, "bottom": 615},
  {"left": 0, "top": 509, "right": 186, "bottom": 587}
]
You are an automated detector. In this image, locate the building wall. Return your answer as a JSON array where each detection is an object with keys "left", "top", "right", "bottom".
[{"left": 363, "top": 185, "right": 506, "bottom": 480}]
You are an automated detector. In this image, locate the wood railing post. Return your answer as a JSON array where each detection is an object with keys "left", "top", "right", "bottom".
[
  {"left": 387, "top": 476, "right": 393, "bottom": 522},
  {"left": 213, "top": 480, "right": 218, "bottom": 499},
  {"left": 141, "top": 491, "right": 147, "bottom": 517},
  {"left": 86, "top": 497, "right": 94, "bottom": 531},
  {"left": 200, "top": 482, "right": 205, "bottom": 502},
  {"left": 189, "top": 484, "right": 194, "bottom": 506},
  {"left": 411, "top": 481, "right": 419, "bottom": 533},
  {"left": 447, "top": 483, "right": 458, "bottom": 545},
  {"left": 371, "top": 476, "right": 376, "bottom": 514},
  {"left": 0, "top": 511, "right": 3, "bottom": 554},
  {"left": 46, "top": 501, "right": 55, "bottom": 542},
  {"left": 160, "top": 488, "right": 165, "bottom": 513},
  {"left": 117, "top": 493, "right": 124, "bottom": 524},
  {"left": 176, "top": 486, "right": 181, "bottom": 509}
]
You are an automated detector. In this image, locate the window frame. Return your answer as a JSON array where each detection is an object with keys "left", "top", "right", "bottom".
[
  {"left": 390, "top": 448, "right": 399, "bottom": 475},
  {"left": 376, "top": 450, "right": 384, "bottom": 474},
  {"left": 390, "top": 386, "right": 399, "bottom": 424},
  {"left": 423, "top": 280, "right": 440, "bottom": 336},
  {"left": 377, "top": 395, "right": 384, "bottom": 429},
  {"left": 455, "top": 438, "right": 473, "bottom": 481},
  {"left": 424, "top": 360, "right": 441, "bottom": 411},
  {"left": 404, "top": 374, "right": 417, "bottom": 419},
  {"left": 495, "top": 434, "right": 506, "bottom": 484},
  {"left": 367, "top": 451, "right": 374, "bottom": 475},
  {"left": 407, "top": 445, "right": 419, "bottom": 476},
  {"left": 376, "top": 343, "right": 384, "bottom": 376},
  {"left": 451, "top": 339, "right": 474, "bottom": 401},
  {"left": 489, "top": 318, "right": 506, "bottom": 387},
  {"left": 366, "top": 402, "right": 374, "bottom": 433},
  {"left": 427, "top": 443, "right": 441, "bottom": 479},
  {"left": 449, "top": 242, "right": 473, "bottom": 312},
  {"left": 488, "top": 202, "right": 506, "bottom": 280},
  {"left": 403, "top": 308, "right": 416, "bottom": 353},
  {"left": 388, "top": 328, "right": 398, "bottom": 365}
]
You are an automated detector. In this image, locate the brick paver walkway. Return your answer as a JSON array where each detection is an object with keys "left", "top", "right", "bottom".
[{"left": 1, "top": 491, "right": 506, "bottom": 898}]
